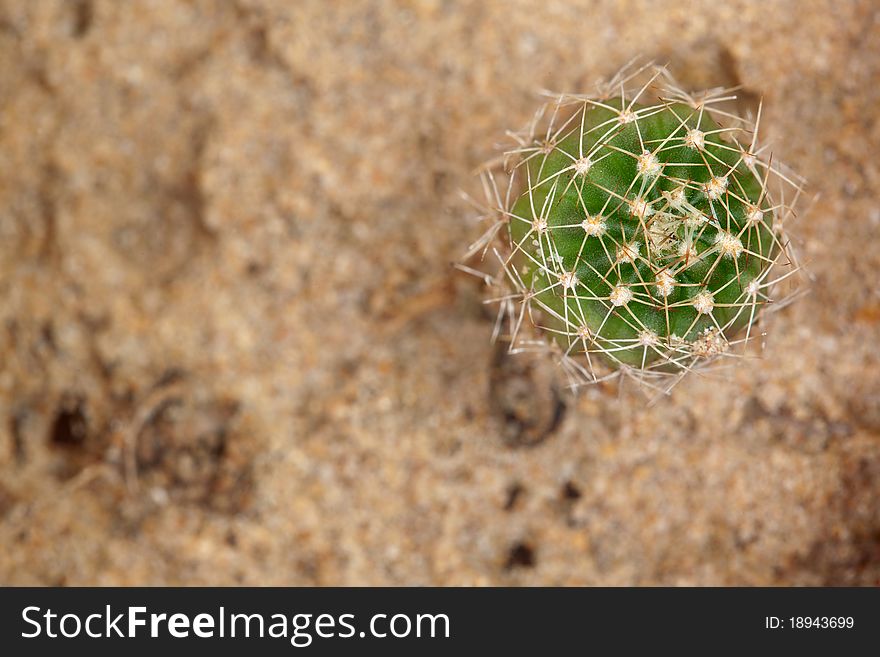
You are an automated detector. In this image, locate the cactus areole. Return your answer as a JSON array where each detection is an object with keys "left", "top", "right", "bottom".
[{"left": 469, "top": 65, "right": 803, "bottom": 389}]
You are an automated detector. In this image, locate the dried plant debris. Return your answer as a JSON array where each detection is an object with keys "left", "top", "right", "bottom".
[{"left": 462, "top": 62, "right": 806, "bottom": 395}]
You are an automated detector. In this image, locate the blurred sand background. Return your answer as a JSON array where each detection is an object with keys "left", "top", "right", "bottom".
[{"left": 0, "top": 0, "right": 878, "bottom": 585}]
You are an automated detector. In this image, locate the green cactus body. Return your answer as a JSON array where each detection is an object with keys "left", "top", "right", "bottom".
[
  {"left": 469, "top": 65, "right": 803, "bottom": 385},
  {"left": 468, "top": 64, "right": 803, "bottom": 391}
]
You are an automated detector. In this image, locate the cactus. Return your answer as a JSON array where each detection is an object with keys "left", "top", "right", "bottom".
[{"left": 464, "top": 63, "right": 804, "bottom": 391}]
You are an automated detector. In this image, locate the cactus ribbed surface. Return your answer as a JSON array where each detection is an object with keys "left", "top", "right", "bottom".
[{"left": 466, "top": 64, "right": 804, "bottom": 390}]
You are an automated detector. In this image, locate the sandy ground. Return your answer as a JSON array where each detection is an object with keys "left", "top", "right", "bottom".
[{"left": 0, "top": 0, "right": 878, "bottom": 585}]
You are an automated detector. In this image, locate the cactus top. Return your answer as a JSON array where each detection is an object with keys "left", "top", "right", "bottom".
[{"left": 471, "top": 66, "right": 803, "bottom": 389}]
